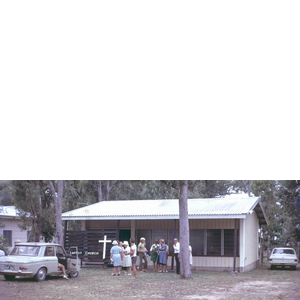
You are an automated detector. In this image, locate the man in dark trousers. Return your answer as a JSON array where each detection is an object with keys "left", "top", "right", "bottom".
[{"left": 173, "top": 238, "right": 180, "bottom": 274}]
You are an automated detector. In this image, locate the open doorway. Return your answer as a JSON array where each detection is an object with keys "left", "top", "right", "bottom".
[{"left": 119, "top": 230, "right": 131, "bottom": 243}]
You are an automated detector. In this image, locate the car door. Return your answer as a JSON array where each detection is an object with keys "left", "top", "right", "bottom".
[
  {"left": 44, "top": 246, "right": 58, "bottom": 274},
  {"left": 67, "top": 247, "right": 81, "bottom": 272}
]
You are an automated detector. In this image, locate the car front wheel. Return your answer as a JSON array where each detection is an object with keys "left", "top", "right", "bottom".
[
  {"left": 35, "top": 267, "right": 47, "bottom": 281},
  {"left": 4, "top": 275, "right": 15, "bottom": 281},
  {"left": 69, "top": 271, "right": 79, "bottom": 278}
]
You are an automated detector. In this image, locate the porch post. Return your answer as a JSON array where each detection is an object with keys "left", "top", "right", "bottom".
[
  {"left": 171, "top": 219, "right": 176, "bottom": 270},
  {"left": 240, "top": 218, "right": 246, "bottom": 272},
  {"left": 130, "top": 220, "right": 135, "bottom": 240},
  {"left": 64, "top": 220, "right": 68, "bottom": 247},
  {"left": 116, "top": 220, "right": 120, "bottom": 241},
  {"left": 233, "top": 219, "right": 237, "bottom": 272}
]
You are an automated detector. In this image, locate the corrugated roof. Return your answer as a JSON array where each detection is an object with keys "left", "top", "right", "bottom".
[
  {"left": 62, "top": 197, "right": 267, "bottom": 225},
  {"left": 0, "top": 206, "right": 20, "bottom": 218}
]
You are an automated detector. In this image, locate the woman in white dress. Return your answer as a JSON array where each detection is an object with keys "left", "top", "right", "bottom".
[{"left": 122, "top": 241, "right": 132, "bottom": 275}]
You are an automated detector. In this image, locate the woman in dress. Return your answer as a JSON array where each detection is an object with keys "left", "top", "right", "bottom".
[
  {"left": 150, "top": 239, "right": 159, "bottom": 272},
  {"left": 122, "top": 241, "right": 132, "bottom": 275},
  {"left": 156, "top": 239, "right": 167, "bottom": 273},
  {"left": 110, "top": 240, "right": 122, "bottom": 276}
]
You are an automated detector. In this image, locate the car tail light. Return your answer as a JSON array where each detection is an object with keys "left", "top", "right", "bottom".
[
  {"left": 295, "top": 260, "right": 298, "bottom": 262},
  {"left": 269, "top": 259, "right": 272, "bottom": 261},
  {"left": 19, "top": 267, "right": 27, "bottom": 270}
]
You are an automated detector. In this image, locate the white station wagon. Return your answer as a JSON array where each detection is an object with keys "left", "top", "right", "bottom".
[
  {"left": 0, "top": 242, "right": 81, "bottom": 281},
  {"left": 269, "top": 247, "right": 298, "bottom": 270}
]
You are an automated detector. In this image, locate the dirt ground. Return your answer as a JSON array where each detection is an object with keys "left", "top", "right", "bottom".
[{"left": 1, "top": 264, "right": 299, "bottom": 300}]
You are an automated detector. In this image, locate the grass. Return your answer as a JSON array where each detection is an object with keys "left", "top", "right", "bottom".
[{"left": 1, "top": 264, "right": 299, "bottom": 300}]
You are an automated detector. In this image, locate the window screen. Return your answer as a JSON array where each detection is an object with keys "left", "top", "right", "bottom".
[
  {"left": 190, "top": 229, "right": 205, "bottom": 255},
  {"left": 224, "top": 229, "right": 239, "bottom": 256},
  {"left": 167, "top": 229, "right": 179, "bottom": 256},
  {"left": 3, "top": 230, "right": 12, "bottom": 246},
  {"left": 207, "top": 229, "right": 221, "bottom": 256}
]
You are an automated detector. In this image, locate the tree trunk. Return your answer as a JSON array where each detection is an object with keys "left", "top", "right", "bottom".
[
  {"left": 179, "top": 180, "right": 192, "bottom": 279},
  {"left": 49, "top": 180, "right": 64, "bottom": 246},
  {"left": 98, "top": 180, "right": 102, "bottom": 202},
  {"left": 35, "top": 196, "right": 42, "bottom": 242},
  {"left": 248, "top": 180, "right": 252, "bottom": 197},
  {"left": 106, "top": 180, "right": 113, "bottom": 201}
]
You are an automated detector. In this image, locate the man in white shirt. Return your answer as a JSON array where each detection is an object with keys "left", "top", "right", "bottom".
[{"left": 173, "top": 238, "right": 180, "bottom": 274}]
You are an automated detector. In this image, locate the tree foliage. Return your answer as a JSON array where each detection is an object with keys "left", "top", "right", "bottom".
[
  {"left": 10, "top": 180, "right": 56, "bottom": 242},
  {"left": 1, "top": 180, "right": 299, "bottom": 251},
  {"left": 251, "top": 180, "right": 300, "bottom": 249}
]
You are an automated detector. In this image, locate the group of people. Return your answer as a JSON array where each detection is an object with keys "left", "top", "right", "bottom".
[{"left": 109, "top": 237, "right": 192, "bottom": 279}]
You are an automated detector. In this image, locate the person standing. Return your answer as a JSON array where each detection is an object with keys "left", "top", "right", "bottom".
[
  {"left": 122, "top": 241, "right": 132, "bottom": 275},
  {"left": 129, "top": 237, "right": 137, "bottom": 279},
  {"left": 150, "top": 239, "right": 159, "bottom": 272},
  {"left": 110, "top": 240, "right": 122, "bottom": 276},
  {"left": 173, "top": 238, "right": 180, "bottom": 274},
  {"left": 156, "top": 239, "right": 167, "bottom": 273},
  {"left": 137, "top": 237, "right": 148, "bottom": 272}
]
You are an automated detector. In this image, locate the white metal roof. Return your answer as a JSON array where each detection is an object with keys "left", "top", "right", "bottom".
[
  {"left": 0, "top": 206, "right": 21, "bottom": 218},
  {"left": 62, "top": 197, "right": 267, "bottom": 225}
]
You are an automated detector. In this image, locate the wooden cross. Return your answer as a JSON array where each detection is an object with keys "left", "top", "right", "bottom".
[{"left": 99, "top": 235, "right": 112, "bottom": 259}]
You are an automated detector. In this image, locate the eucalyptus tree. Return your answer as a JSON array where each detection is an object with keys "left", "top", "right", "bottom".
[
  {"left": 11, "top": 180, "right": 55, "bottom": 242},
  {"left": 276, "top": 180, "right": 300, "bottom": 247},
  {"left": 179, "top": 180, "right": 192, "bottom": 279},
  {"left": 49, "top": 180, "right": 64, "bottom": 246}
]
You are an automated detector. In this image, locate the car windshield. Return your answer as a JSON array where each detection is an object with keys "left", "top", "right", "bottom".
[
  {"left": 273, "top": 249, "right": 295, "bottom": 255},
  {"left": 10, "top": 246, "right": 40, "bottom": 256}
]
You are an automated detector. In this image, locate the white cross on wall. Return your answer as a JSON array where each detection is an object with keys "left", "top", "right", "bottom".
[{"left": 99, "top": 235, "right": 112, "bottom": 259}]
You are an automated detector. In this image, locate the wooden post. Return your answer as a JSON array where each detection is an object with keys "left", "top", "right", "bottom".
[
  {"left": 64, "top": 220, "right": 68, "bottom": 247},
  {"left": 171, "top": 219, "right": 176, "bottom": 271},
  {"left": 233, "top": 219, "right": 237, "bottom": 272},
  {"left": 116, "top": 220, "right": 120, "bottom": 241},
  {"left": 260, "top": 227, "right": 264, "bottom": 266}
]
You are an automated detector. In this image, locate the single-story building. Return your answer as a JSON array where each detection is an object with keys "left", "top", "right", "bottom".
[
  {"left": 61, "top": 197, "right": 267, "bottom": 272},
  {"left": 0, "top": 206, "right": 31, "bottom": 251}
]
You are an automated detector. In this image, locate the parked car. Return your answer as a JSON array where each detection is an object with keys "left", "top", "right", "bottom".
[
  {"left": 0, "top": 242, "right": 81, "bottom": 281},
  {"left": 269, "top": 247, "right": 298, "bottom": 270}
]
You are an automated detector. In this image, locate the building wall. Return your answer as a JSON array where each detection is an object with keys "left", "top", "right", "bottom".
[
  {"left": 84, "top": 218, "right": 243, "bottom": 271},
  {"left": 244, "top": 212, "right": 260, "bottom": 272},
  {"left": 0, "top": 218, "right": 29, "bottom": 251},
  {"left": 85, "top": 218, "right": 239, "bottom": 231}
]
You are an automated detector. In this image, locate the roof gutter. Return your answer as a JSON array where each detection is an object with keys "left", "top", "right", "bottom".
[{"left": 62, "top": 214, "right": 247, "bottom": 221}]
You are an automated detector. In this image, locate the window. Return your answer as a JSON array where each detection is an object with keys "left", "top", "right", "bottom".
[
  {"left": 3, "top": 230, "right": 12, "bottom": 246},
  {"left": 27, "top": 231, "right": 31, "bottom": 242},
  {"left": 207, "top": 229, "right": 221, "bottom": 256},
  {"left": 167, "top": 229, "right": 179, "bottom": 256},
  {"left": 10, "top": 246, "right": 40, "bottom": 256},
  {"left": 44, "top": 246, "right": 55, "bottom": 256},
  {"left": 190, "top": 229, "right": 204, "bottom": 255},
  {"left": 56, "top": 246, "right": 66, "bottom": 258},
  {"left": 224, "top": 229, "right": 239, "bottom": 256}
]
